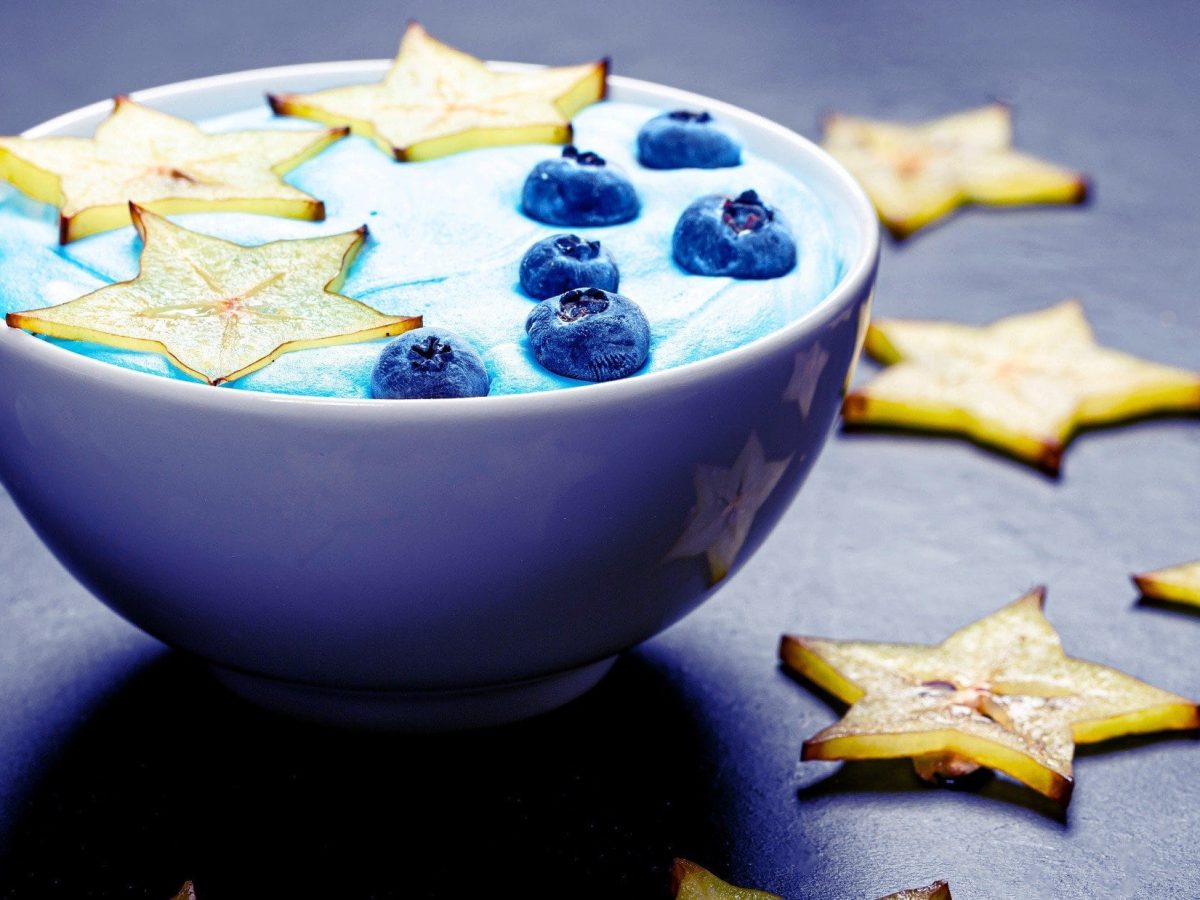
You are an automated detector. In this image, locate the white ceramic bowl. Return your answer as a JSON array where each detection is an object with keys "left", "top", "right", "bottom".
[{"left": 0, "top": 62, "right": 878, "bottom": 728}]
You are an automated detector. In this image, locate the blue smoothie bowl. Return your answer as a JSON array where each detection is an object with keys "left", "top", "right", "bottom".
[{"left": 0, "top": 62, "right": 878, "bottom": 728}]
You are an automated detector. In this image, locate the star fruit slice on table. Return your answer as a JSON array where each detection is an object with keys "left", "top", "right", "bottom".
[
  {"left": 877, "top": 881, "right": 952, "bottom": 900},
  {"left": 1133, "top": 560, "right": 1200, "bottom": 608},
  {"left": 841, "top": 299, "right": 1200, "bottom": 474},
  {"left": 0, "top": 95, "right": 347, "bottom": 243},
  {"left": 671, "top": 860, "right": 952, "bottom": 900},
  {"left": 821, "top": 103, "right": 1088, "bottom": 238},
  {"left": 671, "top": 859, "right": 782, "bottom": 900},
  {"left": 268, "top": 21, "right": 608, "bottom": 161},
  {"left": 781, "top": 587, "right": 1200, "bottom": 805},
  {"left": 6, "top": 204, "right": 419, "bottom": 385}
]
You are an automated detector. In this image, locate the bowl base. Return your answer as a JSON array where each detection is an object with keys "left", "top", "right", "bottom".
[{"left": 209, "top": 655, "right": 618, "bottom": 731}]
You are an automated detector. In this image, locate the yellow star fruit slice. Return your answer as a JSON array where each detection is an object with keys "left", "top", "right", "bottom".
[
  {"left": 878, "top": 881, "right": 952, "bottom": 900},
  {"left": 269, "top": 21, "right": 608, "bottom": 161},
  {"left": 842, "top": 299, "right": 1200, "bottom": 473},
  {"left": 6, "top": 205, "right": 419, "bottom": 385},
  {"left": 1133, "top": 560, "right": 1200, "bottom": 608},
  {"left": 0, "top": 96, "right": 346, "bottom": 243},
  {"left": 671, "top": 859, "right": 782, "bottom": 900},
  {"left": 822, "top": 103, "right": 1088, "bottom": 238},
  {"left": 781, "top": 587, "right": 1199, "bottom": 805},
  {"left": 671, "top": 860, "right": 952, "bottom": 900}
]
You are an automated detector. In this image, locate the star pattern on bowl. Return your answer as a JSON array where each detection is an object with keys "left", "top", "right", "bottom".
[
  {"left": 783, "top": 342, "right": 830, "bottom": 420},
  {"left": 668, "top": 432, "right": 793, "bottom": 584}
]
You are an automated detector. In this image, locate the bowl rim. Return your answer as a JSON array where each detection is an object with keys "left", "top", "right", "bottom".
[{"left": 4, "top": 60, "right": 880, "bottom": 416}]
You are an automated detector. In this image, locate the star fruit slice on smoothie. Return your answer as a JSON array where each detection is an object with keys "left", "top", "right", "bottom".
[
  {"left": 822, "top": 103, "right": 1088, "bottom": 238},
  {"left": 671, "top": 859, "right": 782, "bottom": 900},
  {"left": 268, "top": 21, "right": 608, "bottom": 161},
  {"left": 781, "top": 587, "right": 1199, "bottom": 805},
  {"left": 0, "top": 95, "right": 347, "bottom": 243},
  {"left": 1133, "top": 560, "right": 1200, "bottom": 608},
  {"left": 6, "top": 204, "right": 419, "bottom": 385},
  {"left": 842, "top": 299, "right": 1200, "bottom": 474}
]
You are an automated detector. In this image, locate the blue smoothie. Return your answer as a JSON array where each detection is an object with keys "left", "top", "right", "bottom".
[{"left": 0, "top": 100, "right": 842, "bottom": 397}]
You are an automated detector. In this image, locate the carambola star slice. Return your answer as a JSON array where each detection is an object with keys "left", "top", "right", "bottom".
[
  {"left": 878, "top": 882, "right": 952, "bottom": 900},
  {"left": 671, "top": 859, "right": 782, "bottom": 900},
  {"left": 822, "top": 103, "right": 1088, "bottom": 238},
  {"left": 842, "top": 299, "right": 1200, "bottom": 473},
  {"left": 781, "top": 587, "right": 1199, "bottom": 805},
  {"left": 268, "top": 21, "right": 608, "bottom": 161},
  {"left": 671, "top": 860, "right": 952, "bottom": 900},
  {"left": 6, "top": 205, "right": 420, "bottom": 385},
  {"left": 1133, "top": 560, "right": 1200, "bottom": 608},
  {"left": 0, "top": 96, "right": 347, "bottom": 242}
]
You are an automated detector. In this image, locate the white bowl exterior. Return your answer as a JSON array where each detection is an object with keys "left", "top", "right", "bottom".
[{"left": 0, "top": 64, "right": 878, "bottom": 692}]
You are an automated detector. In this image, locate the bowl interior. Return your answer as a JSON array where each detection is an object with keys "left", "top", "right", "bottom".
[{"left": 9, "top": 61, "right": 879, "bottom": 411}]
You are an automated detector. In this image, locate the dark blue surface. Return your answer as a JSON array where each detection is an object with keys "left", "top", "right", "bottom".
[{"left": 1, "top": 1, "right": 1198, "bottom": 897}]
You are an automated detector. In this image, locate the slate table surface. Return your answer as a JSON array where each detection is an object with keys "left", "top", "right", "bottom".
[{"left": 1, "top": 1, "right": 1198, "bottom": 897}]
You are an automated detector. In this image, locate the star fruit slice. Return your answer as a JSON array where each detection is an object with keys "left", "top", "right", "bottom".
[
  {"left": 671, "top": 860, "right": 952, "bottom": 900},
  {"left": 878, "top": 882, "right": 952, "bottom": 900},
  {"left": 6, "top": 204, "right": 419, "bottom": 385},
  {"left": 0, "top": 95, "right": 346, "bottom": 243},
  {"left": 671, "top": 859, "right": 782, "bottom": 900},
  {"left": 842, "top": 299, "right": 1200, "bottom": 474},
  {"left": 822, "top": 103, "right": 1088, "bottom": 238},
  {"left": 781, "top": 587, "right": 1199, "bottom": 805},
  {"left": 1133, "top": 560, "right": 1200, "bottom": 608},
  {"left": 268, "top": 21, "right": 608, "bottom": 161}
]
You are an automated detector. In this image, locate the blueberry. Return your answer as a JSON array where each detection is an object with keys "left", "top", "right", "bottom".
[
  {"left": 672, "top": 189, "right": 796, "bottom": 278},
  {"left": 525, "top": 287, "right": 650, "bottom": 382},
  {"left": 518, "top": 233, "right": 620, "bottom": 300},
  {"left": 370, "top": 328, "right": 490, "bottom": 399},
  {"left": 636, "top": 110, "right": 742, "bottom": 169},
  {"left": 521, "top": 145, "right": 640, "bottom": 227}
]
